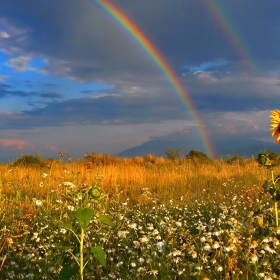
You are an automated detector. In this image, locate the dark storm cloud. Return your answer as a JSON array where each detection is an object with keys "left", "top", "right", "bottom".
[
  {"left": 0, "top": 0, "right": 280, "bottom": 135},
  {"left": 0, "top": 83, "right": 37, "bottom": 98},
  {"left": 2, "top": 0, "right": 280, "bottom": 83},
  {"left": 0, "top": 91, "right": 187, "bottom": 129}
]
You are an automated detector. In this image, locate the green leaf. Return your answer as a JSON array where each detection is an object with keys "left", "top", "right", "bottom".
[
  {"left": 59, "top": 265, "right": 79, "bottom": 280},
  {"left": 98, "top": 214, "right": 114, "bottom": 227},
  {"left": 262, "top": 180, "right": 273, "bottom": 192},
  {"left": 60, "top": 222, "right": 73, "bottom": 231},
  {"left": 75, "top": 208, "right": 93, "bottom": 229},
  {"left": 91, "top": 246, "right": 106, "bottom": 267}
]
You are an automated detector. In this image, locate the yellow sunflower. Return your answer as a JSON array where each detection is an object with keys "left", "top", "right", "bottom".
[{"left": 270, "top": 110, "right": 280, "bottom": 144}]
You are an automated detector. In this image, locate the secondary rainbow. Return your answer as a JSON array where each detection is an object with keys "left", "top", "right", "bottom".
[
  {"left": 202, "top": 0, "right": 256, "bottom": 72},
  {"left": 94, "top": 0, "right": 215, "bottom": 158}
]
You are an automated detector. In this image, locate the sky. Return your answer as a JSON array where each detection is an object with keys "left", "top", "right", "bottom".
[{"left": 0, "top": 0, "right": 280, "bottom": 161}]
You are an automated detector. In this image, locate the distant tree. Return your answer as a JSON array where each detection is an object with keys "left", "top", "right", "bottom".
[
  {"left": 165, "top": 148, "right": 181, "bottom": 160},
  {"left": 12, "top": 152, "right": 44, "bottom": 167},
  {"left": 186, "top": 150, "right": 210, "bottom": 163}
]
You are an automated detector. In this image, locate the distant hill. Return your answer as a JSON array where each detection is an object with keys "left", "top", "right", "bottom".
[{"left": 116, "top": 138, "right": 280, "bottom": 158}]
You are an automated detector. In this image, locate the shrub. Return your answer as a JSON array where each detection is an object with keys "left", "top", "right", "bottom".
[
  {"left": 12, "top": 153, "right": 44, "bottom": 168},
  {"left": 186, "top": 149, "right": 211, "bottom": 163},
  {"left": 165, "top": 148, "right": 181, "bottom": 160},
  {"left": 225, "top": 155, "right": 246, "bottom": 165}
]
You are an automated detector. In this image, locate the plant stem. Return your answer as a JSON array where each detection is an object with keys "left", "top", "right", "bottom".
[
  {"left": 275, "top": 201, "right": 279, "bottom": 227},
  {"left": 80, "top": 228, "right": 84, "bottom": 280}
]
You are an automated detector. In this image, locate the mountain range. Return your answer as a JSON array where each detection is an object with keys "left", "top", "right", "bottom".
[{"left": 116, "top": 137, "right": 280, "bottom": 159}]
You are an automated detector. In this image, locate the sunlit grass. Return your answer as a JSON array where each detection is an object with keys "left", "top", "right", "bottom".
[{"left": 0, "top": 155, "right": 280, "bottom": 279}]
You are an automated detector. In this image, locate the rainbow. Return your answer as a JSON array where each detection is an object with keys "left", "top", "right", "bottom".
[
  {"left": 94, "top": 0, "right": 215, "bottom": 158},
  {"left": 202, "top": 0, "right": 255, "bottom": 72}
]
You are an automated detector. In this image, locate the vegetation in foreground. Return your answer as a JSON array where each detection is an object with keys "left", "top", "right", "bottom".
[{"left": 0, "top": 110, "right": 279, "bottom": 279}]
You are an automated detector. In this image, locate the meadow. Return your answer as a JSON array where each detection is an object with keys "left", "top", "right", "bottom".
[{"left": 0, "top": 152, "right": 280, "bottom": 279}]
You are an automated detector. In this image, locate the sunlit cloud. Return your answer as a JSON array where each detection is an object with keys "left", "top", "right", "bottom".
[{"left": 0, "top": 138, "right": 35, "bottom": 150}]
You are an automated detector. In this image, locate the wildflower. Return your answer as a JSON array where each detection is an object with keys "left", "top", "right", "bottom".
[
  {"left": 42, "top": 173, "right": 48, "bottom": 178},
  {"left": 60, "top": 228, "right": 67, "bottom": 234},
  {"left": 108, "top": 272, "right": 116, "bottom": 279},
  {"left": 171, "top": 249, "right": 182, "bottom": 257},
  {"left": 149, "top": 269, "right": 158, "bottom": 276},
  {"left": 250, "top": 240, "right": 258, "bottom": 248},
  {"left": 178, "top": 269, "right": 185, "bottom": 275},
  {"left": 67, "top": 205, "right": 75, "bottom": 211},
  {"left": 129, "top": 223, "right": 137, "bottom": 229},
  {"left": 175, "top": 221, "right": 182, "bottom": 227},
  {"left": 139, "top": 235, "right": 149, "bottom": 243},
  {"left": 212, "top": 241, "right": 220, "bottom": 249},
  {"left": 156, "top": 241, "right": 164, "bottom": 252},
  {"left": 130, "top": 262, "right": 136, "bottom": 267},
  {"left": 59, "top": 151, "right": 64, "bottom": 157},
  {"left": 250, "top": 253, "right": 258, "bottom": 263},
  {"left": 133, "top": 241, "right": 140, "bottom": 247},
  {"left": 35, "top": 200, "right": 43, "bottom": 206},
  {"left": 191, "top": 250, "right": 197, "bottom": 258},
  {"left": 270, "top": 110, "right": 280, "bottom": 143},
  {"left": 117, "top": 231, "right": 128, "bottom": 239},
  {"left": 216, "top": 265, "right": 223, "bottom": 272},
  {"left": 200, "top": 236, "right": 206, "bottom": 243},
  {"left": 39, "top": 181, "right": 44, "bottom": 187},
  {"left": 203, "top": 243, "right": 211, "bottom": 251}
]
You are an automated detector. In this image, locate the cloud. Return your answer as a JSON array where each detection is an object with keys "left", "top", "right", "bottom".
[
  {"left": 0, "top": 31, "right": 10, "bottom": 38},
  {"left": 0, "top": 138, "right": 35, "bottom": 150},
  {"left": 0, "top": 75, "right": 11, "bottom": 81},
  {"left": 39, "top": 92, "right": 64, "bottom": 99},
  {"left": 5, "top": 56, "right": 37, "bottom": 72}
]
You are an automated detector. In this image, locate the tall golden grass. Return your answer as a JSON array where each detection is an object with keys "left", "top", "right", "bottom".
[{"left": 0, "top": 154, "right": 276, "bottom": 215}]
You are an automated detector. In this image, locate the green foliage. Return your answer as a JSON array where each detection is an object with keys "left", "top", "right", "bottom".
[
  {"left": 165, "top": 148, "right": 181, "bottom": 160},
  {"left": 75, "top": 208, "right": 93, "bottom": 230},
  {"left": 186, "top": 149, "right": 210, "bottom": 163},
  {"left": 225, "top": 155, "right": 246, "bottom": 165},
  {"left": 12, "top": 152, "right": 44, "bottom": 167},
  {"left": 59, "top": 265, "right": 79, "bottom": 280},
  {"left": 59, "top": 182, "right": 114, "bottom": 280}
]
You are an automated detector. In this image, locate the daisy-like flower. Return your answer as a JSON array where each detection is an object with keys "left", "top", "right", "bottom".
[
  {"left": 191, "top": 250, "right": 197, "bottom": 258},
  {"left": 250, "top": 253, "right": 258, "bottom": 263},
  {"left": 149, "top": 269, "right": 158, "bottom": 276},
  {"left": 270, "top": 110, "right": 280, "bottom": 143},
  {"left": 203, "top": 243, "right": 211, "bottom": 251}
]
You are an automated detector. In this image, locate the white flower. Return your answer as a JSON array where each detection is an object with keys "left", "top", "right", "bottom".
[
  {"left": 250, "top": 254, "right": 258, "bottom": 263},
  {"left": 39, "top": 181, "right": 44, "bottom": 187},
  {"left": 67, "top": 205, "right": 75, "bottom": 211},
  {"left": 117, "top": 231, "right": 128, "bottom": 239},
  {"left": 171, "top": 249, "right": 182, "bottom": 257},
  {"left": 42, "top": 173, "right": 48, "bottom": 178},
  {"left": 203, "top": 243, "right": 211, "bottom": 251},
  {"left": 212, "top": 241, "right": 220, "bottom": 249},
  {"left": 60, "top": 228, "right": 67, "bottom": 234},
  {"left": 149, "top": 269, "right": 158, "bottom": 275},
  {"left": 156, "top": 241, "right": 164, "bottom": 252},
  {"left": 139, "top": 235, "right": 149, "bottom": 243},
  {"left": 35, "top": 200, "right": 43, "bottom": 206},
  {"left": 129, "top": 222, "right": 137, "bottom": 229},
  {"left": 175, "top": 221, "right": 182, "bottom": 227},
  {"left": 130, "top": 262, "right": 136, "bottom": 267},
  {"left": 216, "top": 265, "right": 223, "bottom": 272}
]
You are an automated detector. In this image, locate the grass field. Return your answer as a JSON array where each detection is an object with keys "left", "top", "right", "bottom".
[{"left": 0, "top": 153, "right": 280, "bottom": 279}]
